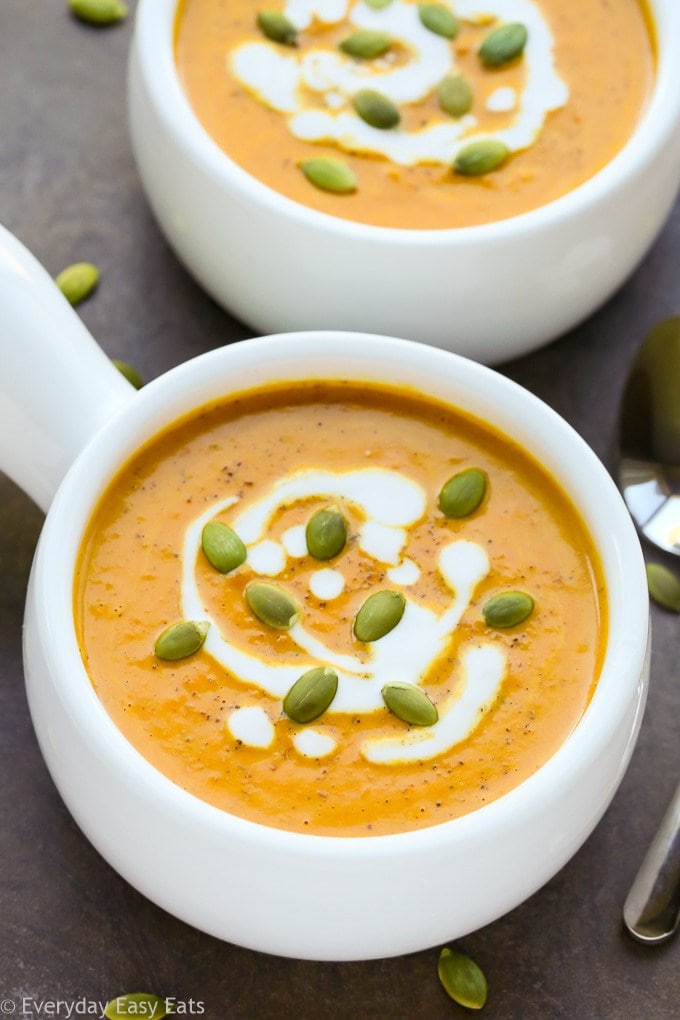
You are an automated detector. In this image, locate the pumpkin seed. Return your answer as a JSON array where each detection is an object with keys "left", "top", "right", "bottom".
[
  {"left": 340, "top": 30, "right": 391, "bottom": 59},
  {"left": 646, "top": 562, "right": 680, "bottom": 612},
  {"left": 353, "top": 89, "right": 400, "bottom": 130},
  {"left": 438, "top": 74, "right": 473, "bottom": 118},
  {"left": 104, "top": 995, "right": 166, "bottom": 1020},
  {"left": 299, "top": 157, "right": 357, "bottom": 194},
  {"left": 55, "top": 261, "right": 99, "bottom": 305},
  {"left": 68, "top": 0, "right": 128, "bottom": 25},
  {"left": 305, "top": 505, "right": 348, "bottom": 560},
  {"left": 154, "top": 620, "right": 209, "bottom": 661},
  {"left": 382, "top": 682, "right": 438, "bottom": 726},
  {"left": 354, "top": 590, "right": 405, "bottom": 642},
  {"left": 418, "top": 4, "right": 458, "bottom": 39},
  {"left": 111, "top": 359, "right": 144, "bottom": 389},
  {"left": 438, "top": 947, "right": 488, "bottom": 1010},
  {"left": 283, "top": 666, "right": 339, "bottom": 723},
  {"left": 365, "top": 0, "right": 393, "bottom": 8},
  {"left": 245, "top": 581, "right": 300, "bottom": 629},
  {"left": 483, "top": 591, "right": 534, "bottom": 628},
  {"left": 438, "top": 467, "right": 487, "bottom": 517},
  {"left": 479, "top": 22, "right": 528, "bottom": 67},
  {"left": 257, "top": 9, "right": 297, "bottom": 45},
  {"left": 454, "top": 139, "right": 509, "bottom": 176},
  {"left": 202, "top": 520, "right": 247, "bottom": 574}
]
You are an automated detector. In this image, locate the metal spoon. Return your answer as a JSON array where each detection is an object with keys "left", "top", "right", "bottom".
[
  {"left": 618, "top": 315, "right": 680, "bottom": 944},
  {"left": 618, "top": 316, "right": 680, "bottom": 552}
]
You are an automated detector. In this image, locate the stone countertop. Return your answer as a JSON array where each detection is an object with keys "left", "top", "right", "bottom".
[{"left": 0, "top": 3, "right": 678, "bottom": 1018}]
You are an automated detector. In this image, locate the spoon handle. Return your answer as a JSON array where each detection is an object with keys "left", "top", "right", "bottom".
[{"left": 623, "top": 779, "right": 680, "bottom": 944}]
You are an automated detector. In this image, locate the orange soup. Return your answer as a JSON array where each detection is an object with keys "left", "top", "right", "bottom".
[
  {"left": 174, "top": 0, "right": 655, "bottom": 229},
  {"left": 74, "top": 382, "right": 607, "bottom": 836}
]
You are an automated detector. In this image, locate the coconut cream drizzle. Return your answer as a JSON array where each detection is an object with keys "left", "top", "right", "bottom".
[
  {"left": 229, "top": 0, "right": 568, "bottom": 167},
  {"left": 181, "top": 467, "right": 507, "bottom": 764}
]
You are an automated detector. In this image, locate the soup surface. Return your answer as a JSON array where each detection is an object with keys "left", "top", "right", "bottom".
[
  {"left": 74, "top": 382, "right": 607, "bottom": 836},
  {"left": 174, "top": 0, "right": 655, "bottom": 228}
]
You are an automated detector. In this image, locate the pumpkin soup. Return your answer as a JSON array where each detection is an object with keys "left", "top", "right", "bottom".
[
  {"left": 174, "top": 0, "right": 655, "bottom": 228},
  {"left": 74, "top": 382, "right": 607, "bottom": 836}
]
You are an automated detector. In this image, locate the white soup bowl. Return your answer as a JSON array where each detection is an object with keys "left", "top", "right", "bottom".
[
  {"left": 0, "top": 225, "right": 649, "bottom": 960},
  {"left": 127, "top": 0, "right": 680, "bottom": 363}
]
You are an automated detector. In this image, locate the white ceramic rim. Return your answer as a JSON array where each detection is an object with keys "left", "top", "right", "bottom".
[
  {"left": 133, "top": 0, "right": 680, "bottom": 245},
  {"left": 33, "top": 332, "right": 649, "bottom": 859}
]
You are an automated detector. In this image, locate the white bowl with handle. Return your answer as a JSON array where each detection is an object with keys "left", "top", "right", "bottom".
[{"left": 0, "top": 225, "right": 649, "bottom": 960}]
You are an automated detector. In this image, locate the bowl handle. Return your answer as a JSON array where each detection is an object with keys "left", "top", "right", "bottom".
[{"left": 0, "top": 225, "right": 135, "bottom": 512}]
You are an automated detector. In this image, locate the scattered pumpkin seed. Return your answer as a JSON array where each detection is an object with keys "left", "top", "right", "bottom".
[
  {"left": 68, "top": 0, "right": 128, "bottom": 26},
  {"left": 353, "top": 89, "right": 401, "bottom": 130},
  {"left": 365, "top": 0, "right": 394, "bottom": 8},
  {"left": 646, "top": 562, "right": 680, "bottom": 612},
  {"left": 454, "top": 139, "right": 509, "bottom": 176},
  {"left": 438, "top": 74, "right": 473, "bottom": 118},
  {"left": 438, "top": 947, "right": 488, "bottom": 1010},
  {"left": 55, "top": 261, "right": 99, "bottom": 305},
  {"left": 245, "top": 581, "right": 300, "bottom": 629},
  {"left": 418, "top": 3, "right": 458, "bottom": 39},
  {"left": 438, "top": 467, "right": 487, "bottom": 518},
  {"left": 340, "top": 29, "right": 391, "bottom": 59},
  {"left": 104, "top": 995, "right": 166, "bottom": 1020},
  {"left": 306, "top": 505, "right": 348, "bottom": 560},
  {"left": 479, "top": 22, "right": 528, "bottom": 67},
  {"left": 483, "top": 591, "right": 534, "bottom": 628},
  {"left": 154, "top": 620, "right": 209, "bottom": 661},
  {"left": 111, "top": 359, "right": 144, "bottom": 389},
  {"left": 382, "top": 682, "right": 438, "bottom": 726},
  {"left": 202, "top": 520, "right": 247, "bottom": 574},
  {"left": 299, "top": 157, "right": 357, "bottom": 194},
  {"left": 283, "top": 666, "right": 339, "bottom": 723},
  {"left": 257, "top": 8, "right": 297, "bottom": 45},
  {"left": 354, "top": 590, "right": 406, "bottom": 642}
]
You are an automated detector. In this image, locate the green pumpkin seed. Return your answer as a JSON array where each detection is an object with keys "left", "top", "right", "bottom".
[
  {"left": 257, "top": 9, "right": 297, "bottom": 45},
  {"left": 55, "top": 261, "right": 99, "bottom": 305},
  {"left": 483, "top": 591, "right": 534, "bottom": 628},
  {"left": 104, "top": 995, "right": 166, "bottom": 1020},
  {"left": 646, "top": 562, "right": 680, "bottom": 612},
  {"left": 111, "top": 359, "right": 144, "bottom": 389},
  {"left": 382, "top": 682, "right": 438, "bottom": 726},
  {"left": 305, "top": 505, "right": 348, "bottom": 560},
  {"left": 454, "top": 139, "right": 509, "bottom": 176},
  {"left": 353, "top": 89, "right": 400, "bottom": 130},
  {"left": 68, "top": 0, "right": 128, "bottom": 26},
  {"left": 354, "top": 590, "right": 405, "bottom": 642},
  {"left": 340, "top": 30, "right": 391, "bottom": 59},
  {"left": 245, "top": 581, "right": 300, "bottom": 629},
  {"left": 299, "top": 157, "right": 357, "bottom": 194},
  {"left": 418, "top": 4, "right": 458, "bottom": 39},
  {"left": 365, "top": 0, "right": 394, "bottom": 8},
  {"left": 438, "top": 75, "right": 473, "bottom": 118},
  {"left": 283, "top": 666, "right": 339, "bottom": 723},
  {"left": 479, "top": 22, "right": 528, "bottom": 67},
  {"left": 438, "top": 947, "right": 488, "bottom": 1010},
  {"left": 154, "top": 620, "right": 209, "bottom": 661},
  {"left": 438, "top": 467, "right": 487, "bottom": 518},
  {"left": 202, "top": 520, "right": 247, "bottom": 574}
]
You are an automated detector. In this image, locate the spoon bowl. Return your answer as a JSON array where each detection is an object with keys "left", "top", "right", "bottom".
[{"left": 618, "top": 317, "right": 680, "bottom": 555}]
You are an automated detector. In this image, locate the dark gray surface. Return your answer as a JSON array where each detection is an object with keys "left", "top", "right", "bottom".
[{"left": 1, "top": 3, "right": 678, "bottom": 1017}]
